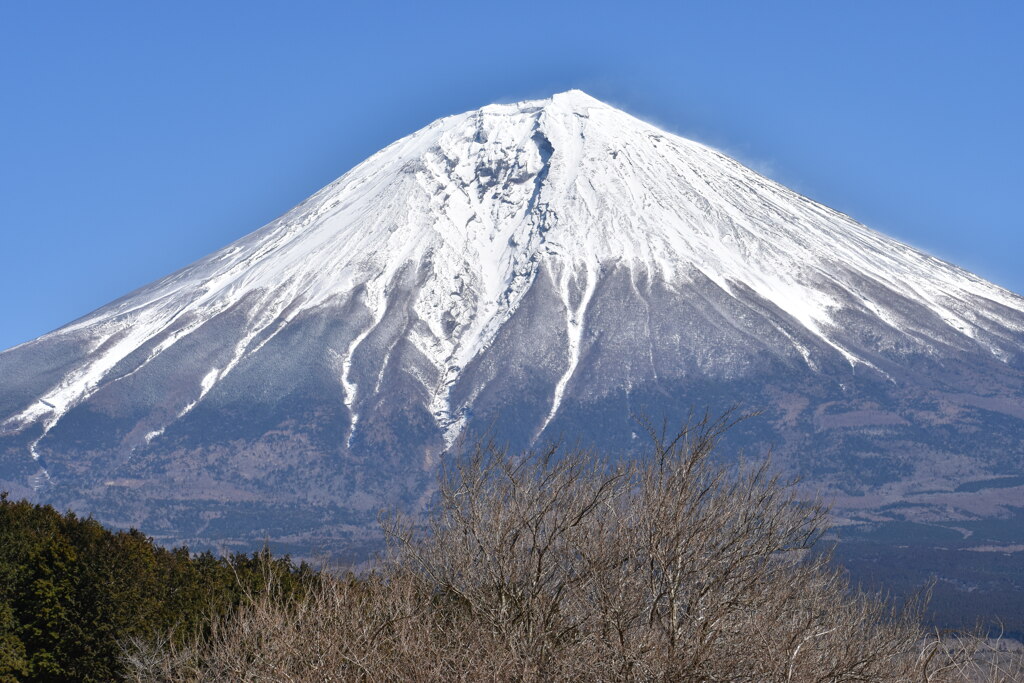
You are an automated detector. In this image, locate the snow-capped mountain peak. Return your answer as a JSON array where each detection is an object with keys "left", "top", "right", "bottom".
[
  {"left": 10, "top": 91, "right": 1019, "bottom": 441},
  {"left": 2, "top": 93, "right": 1023, "bottom": 547}
]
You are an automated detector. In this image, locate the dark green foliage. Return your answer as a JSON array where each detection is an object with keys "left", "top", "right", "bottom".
[{"left": 0, "top": 492, "right": 314, "bottom": 682}]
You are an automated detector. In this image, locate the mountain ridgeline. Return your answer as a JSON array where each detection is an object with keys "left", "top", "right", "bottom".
[{"left": 1, "top": 91, "right": 1022, "bottom": 558}]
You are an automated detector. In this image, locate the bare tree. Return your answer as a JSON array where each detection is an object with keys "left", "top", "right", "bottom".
[{"left": 125, "top": 412, "right": 1024, "bottom": 682}]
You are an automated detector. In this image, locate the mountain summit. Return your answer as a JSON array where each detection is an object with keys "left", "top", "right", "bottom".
[{"left": 2, "top": 92, "right": 1023, "bottom": 551}]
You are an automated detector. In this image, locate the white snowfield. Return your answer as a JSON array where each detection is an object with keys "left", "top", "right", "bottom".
[{"left": 5, "top": 90, "right": 1024, "bottom": 454}]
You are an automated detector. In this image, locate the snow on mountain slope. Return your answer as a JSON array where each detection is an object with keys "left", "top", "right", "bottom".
[
  {"left": 1, "top": 91, "right": 1023, "bottom": 552},
  {"left": 5, "top": 91, "right": 1022, "bottom": 452}
]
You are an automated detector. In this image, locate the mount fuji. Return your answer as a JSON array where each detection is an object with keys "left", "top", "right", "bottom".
[{"left": 2, "top": 91, "right": 1023, "bottom": 554}]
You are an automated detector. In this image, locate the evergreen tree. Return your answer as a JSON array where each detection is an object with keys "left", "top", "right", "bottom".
[{"left": 0, "top": 492, "right": 313, "bottom": 680}]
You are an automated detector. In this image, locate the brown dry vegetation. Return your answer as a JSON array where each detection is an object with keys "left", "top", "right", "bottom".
[{"left": 124, "top": 413, "right": 1024, "bottom": 681}]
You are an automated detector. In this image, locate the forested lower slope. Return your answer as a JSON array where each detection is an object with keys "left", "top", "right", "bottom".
[{"left": 0, "top": 493, "right": 314, "bottom": 682}]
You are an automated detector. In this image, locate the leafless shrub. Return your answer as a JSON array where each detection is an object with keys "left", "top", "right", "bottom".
[{"left": 125, "top": 412, "right": 1024, "bottom": 681}]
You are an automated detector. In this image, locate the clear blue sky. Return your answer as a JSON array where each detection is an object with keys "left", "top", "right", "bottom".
[{"left": 2, "top": 1, "right": 1021, "bottom": 351}]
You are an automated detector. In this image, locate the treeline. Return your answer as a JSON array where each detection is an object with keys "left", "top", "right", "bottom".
[{"left": 0, "top": 492, "right": 315, "bottom": 682}]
